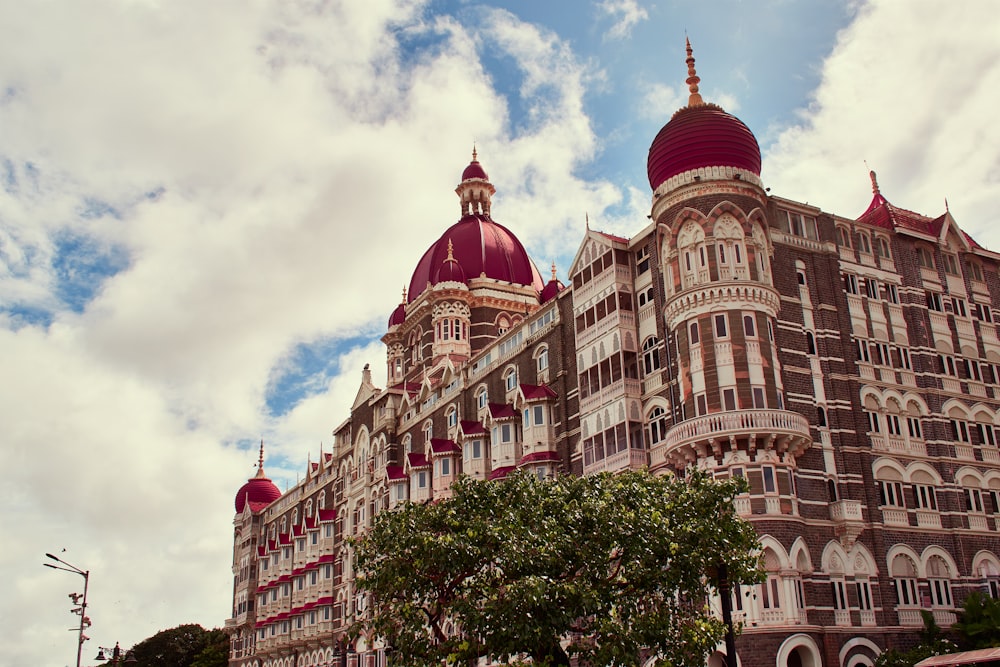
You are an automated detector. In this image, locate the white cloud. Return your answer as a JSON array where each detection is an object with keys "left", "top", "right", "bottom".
[
  {"left": 0, "top": 1, "right": 626, "bottom": 663},
  {"left": 763, "top": 0, "right": 1000, "bottom": 249},
  {"left": 597, "top": 0, "right": 650, "bottom": 41}
]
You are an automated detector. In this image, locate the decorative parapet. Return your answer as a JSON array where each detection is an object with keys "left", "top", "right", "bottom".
[
  {"left": 664, "top": 282, "right": 780, "bottom": 330},
  {"left": 655, "top": 409, "right": 811, "bottom": 467}
]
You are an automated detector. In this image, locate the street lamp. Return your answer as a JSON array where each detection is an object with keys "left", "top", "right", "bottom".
[
  {"left": 43, "top": 553, "right": 90, "bottom": 667},
  {"left": 95, "top": 642, "right": 137, "bottom": 664}
]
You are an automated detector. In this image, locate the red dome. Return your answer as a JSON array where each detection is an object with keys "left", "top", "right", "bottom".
[
  {"left": 388, "top": 302, "right": 406, "bottom": 328},
  {"left": 462, "top": 159, "right": 489, "bottom": 181},
  {"left": 235, "top": 475, "right": 281, "bottom": 513},
  {"left": 408, "top": 214, "right": 544, "bottom": 302},
  {"left": 646, "top": 104, "right": 761, "bottom": 191}
]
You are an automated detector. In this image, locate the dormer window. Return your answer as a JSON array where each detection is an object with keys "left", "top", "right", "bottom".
[
  {"left": 943, "top": 253, "right": 960, "bottom": 275},
  {"left": 917, "top": 247, "right": 935, "bottom": 269}
]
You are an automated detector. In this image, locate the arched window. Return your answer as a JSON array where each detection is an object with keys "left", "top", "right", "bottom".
[
  {"left": 422, "top": 421, "right": 433, "bottom": 443},
  {"left": 497, "top": 315, "right": 511, "bottom": 336},
  {"left": 648, "top": 407, "right": 668, "bottom": 444},
  {"left": 536, "top": 345, "right": 549, "bottom": 372},
  {"left": 642, "top": 337, "right": 661, "bottom": 375},
  {"left": 446, "top": 405, "right": 458, "bottom": 428},
  {"left": 817, "top": 406, "right": 827, "bottom": 427},
  {"left": 875, "top": 236, "right": 892, "bottom": 259},
  {"left": 836, "top": 226, "right": 852, "bottom": 248},
  {"left": 858, "top": 232, "right": 872, "bottom": 255},
  {"left": 927, "top": 555, "right": 953, "bottom": 607},
  {"left": 917, "top": 246, "right": 935, "bottom": 269},
  {"left": 476, "top": 386, "right": 489, "bottom": 410},
  {"left": 504, "top": 367, "right": 518, "bottom": 392},
  {"left": 806, "top": 331, "right": 817, "bottom": 355},
  {"left": 891, "top": 553, "right": 920, "bottom": 607}
]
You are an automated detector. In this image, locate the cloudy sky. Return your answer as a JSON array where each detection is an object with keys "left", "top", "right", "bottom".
[{"left": 3, "top": 0, "right": 1000, "bottom": 663}]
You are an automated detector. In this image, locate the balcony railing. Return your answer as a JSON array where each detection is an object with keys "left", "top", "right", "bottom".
[{"left": 657, "top": 409, "right": 811, "bottom": 466}]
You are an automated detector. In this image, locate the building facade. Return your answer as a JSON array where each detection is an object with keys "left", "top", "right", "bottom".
[{"left": 226, "top": 43, "right": 1000, "bottom": 667}]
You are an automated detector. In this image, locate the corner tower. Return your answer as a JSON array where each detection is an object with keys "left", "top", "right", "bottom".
[{"left": 647, "top": 41, "right": 811, "bottom": 483}]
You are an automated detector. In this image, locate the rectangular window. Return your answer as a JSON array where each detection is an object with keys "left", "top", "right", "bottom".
[
  {"left": 417, "top": 471, "right": 427, "bottom": 488},
  {"left": 743, "top": 314, "right": 756, "bottom": 337},
  {"left": 857, "top": 339, "right": 871, "bottom": 363},
  {"left": 696, "top": 393, "right": 707, "bottom": 416},
  {"left": 879, "top": 480, "right": 905, "bottom": 507},
  {"left": 501, "top": 423, "right": 513, "bottom": 442},
  {"left": 689, "top": 320, "right": 700, "bottom": 344},
  {"left": 930, "top": 579, "right": 952, "bottom": 607},
  {"left": 912, "top": 484, "right": 938, "bottom": 510},
  {"left": 856, "top": 580, "right": 873, "bottom": 610},
  {"left": 831, "top": 579, "right": 849, "bottom": 610},
  {"left": 865, "top": 278, "right": 880, "bottom": 299},
  {"left": 715, "top": 314, "right": 728, "bottom": 338},
  {"left": 927, "top": 292, "right": 944, "bottom": 311},
  {"left": 866, "top": 411, "right": 881, "bottom": 433},
  {"left": 723, "top": 388, "right": 737, "bottom": 411},
  {"left": 440, "top": 458, "right": 450, "bottom": 476},
  {"left": 943, "top": 253, "right": 960, "bottom": 275},
  {"left": 977, "top": 423, "right": 997, "bottom": 446},
  {"left": 886, "top": 414, "right": 902, "bottom": 436},
  {"left": 752, "top": 387, "right": 766, "bottom": 409},
  {"left": 966, "top": 488, "right": 984, "bottom": 513},
  {"left": 896, "top": 578, "right": 919, "bottom": 606},
  {"left": 844, "top": 274, "right": 859, "bottom": 295},
  {"left": 952, "top": 297, "right": 968, "bottom": 318},
  {"left": 762, "top": 466, "right": 776, "bottom": 493},
  {"left": 534, "top": 405, "right": 545, "bottom": 426},
  {"left": 907, "top": 417, "right": 923, "bottom": 439},
  {"left": 886, "top": 283, "right": 899, "bottom": 304}
]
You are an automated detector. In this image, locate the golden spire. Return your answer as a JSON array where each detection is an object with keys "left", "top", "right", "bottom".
[
  {"left": 472, "top": 145, "right": 478, "bottom": 162},
  {"left": 401, "top": 286, "right": 407, "bottom": 303},
  {"left": 685, "top": 37, "right": 704, "bottom": 106},
  {"left": 255, "top": 440, "right": 266, "bottom": 478},
  {"left": 446, "top": 238, "right": 457, "bottom": 262},
  {"left": 869, "top": 170, "right": 880, "bottom": 195}
]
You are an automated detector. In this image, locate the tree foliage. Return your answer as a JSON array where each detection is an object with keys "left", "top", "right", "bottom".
[
  {"left": 126, "top": 623, "right": 228, "bottom": 667},
  {"left": 954, "top": 591, "right": 1000, "bottom": 650},
  {"left": 351, "top": 469, "right": 762, "bottom": 667},
  {"left": 873, "top": 611, "right": 956, "bottom": 667}
]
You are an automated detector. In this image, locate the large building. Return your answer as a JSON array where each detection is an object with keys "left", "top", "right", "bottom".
[{"left": 226, "top": 41, "right": 1000, "bottom": 667}]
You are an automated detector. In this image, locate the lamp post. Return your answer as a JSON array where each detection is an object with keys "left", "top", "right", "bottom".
[
  {"left": 95, "top": 642, "right": 138, "bottom": 665},
  {"left": 716, "top": 563, "right": 738, "bottom": 667},
  {"left": 43, "top": 553, "right": 90, "bottom": 667}
]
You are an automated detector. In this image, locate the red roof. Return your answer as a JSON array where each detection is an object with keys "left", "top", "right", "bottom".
[
  {"left": 430, "top": 438, "right": 461, "bottom": 454},
  {"left": 857, "top": 191, "right": 938, "bottom": 234},
  {"left": 407, "top": 452, "right": 430, "bottom": 468},
  {"left": 460, "top": 419, "right": 487, "bottom": 435},
  {"left": 518, "top": 450, "right": 559, "bottom": 465},
  {"left": 595, "top": 230, "right": 629, "bottom": 244},
  {"left": 519, "top": 383, "right": 557, "bottom": 400},
  {"left": 408, "top": 214, "right": 545, "bottom": 302},
  {"left": 647, "top": 104, "right": 761, "bottom": 191},
  {"left": 539, "top": 277, "right": 563, "bottom": 303},
  {"left": 488, "top": 465, "right": 516, "bottom": 480},
  {"left": 488, "top": 402, "right": 517, "bottom": 419},
  {"left": 386, "top": 465, "right": 406, "bottom": 481},
  {"left": 317, "top": 508, "right": 336, "bottom": 522}
]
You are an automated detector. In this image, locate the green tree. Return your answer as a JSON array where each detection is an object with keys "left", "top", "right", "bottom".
[
  {"left": 953, "top": 591, "right": 1000, "bottom": 650},
  {"left": 128, "top": 623, "right": 224, "bottom": 667},
  {"left": 351, "top": 469, "right": 762, "bottom": 667},
  {"left": 874, "top": 611, "right": 956, "bottom": 667}
]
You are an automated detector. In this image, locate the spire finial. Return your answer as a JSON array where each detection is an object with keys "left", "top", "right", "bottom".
[
  {"left": 585, "top": 212, "right": 590, "bottom": 230},
  {"left": 472, "top": 145, "right": 478, "bottom": 162},
  {"left": 446, "top": 238, "right": 456, "bottom": 262},
  {"left": 256, "top": 440, "right": 265, "bottom": 478},
  {"left": 401, "top": 286, "right": 407, "bottom": 303},
  {"left": 869, "top": 169, "right": 880, "bottom": 195},
  {"left": 685, "top": 37, "right": 704, "bottom": 106},
  {"left": 945, "top": 197, "right": 950, "bottom": 212},
  {"left": 551, "top": 261, "right": 557, "bottom": 281}
]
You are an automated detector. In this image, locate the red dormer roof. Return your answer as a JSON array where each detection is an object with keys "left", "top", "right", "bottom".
[
  {"left": 519, "top": 383, "right": 557, "bottom": 400},
  {"left": 407, "top": 452, "right": 431, "bottom": 469},
  {"left": 386, "top": 465, "right": 407, "bottom": 481},
  {"left": 292, "top": 525, "right": 305, "bottom": 537},
  {"left": 518, "top": 450, "right": 560, "bottom": 465},
  {"left": 596, "top": 230, "right": 629, "bottom": 244},
  {"left": 488, "top": 465, "right": 516, "bottom": 480},
  {"left": 430, "top": 438, "right": 461, "bottom": 455},
  {"left": 488, "top": 402, "right": 517, "bottom": 419},
  {"left": 459, "top": 419, "right": 487, "bottom": 435},
  {"left": 857, "top": 189, "right": 938, "bottom": 235},
  {"left": 317, "top": 508, "right": 336, "bottom": 522}
]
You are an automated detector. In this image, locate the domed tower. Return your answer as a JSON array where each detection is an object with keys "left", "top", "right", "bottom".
[
  {"left": 647, "top": 40, "right": 811, "bottom": 484},
  {"left": 228, "top": 442, "right": 281, "bottom": 663},
  {"left": 382, "top": 151, "right": 545, "bottom": 385}
]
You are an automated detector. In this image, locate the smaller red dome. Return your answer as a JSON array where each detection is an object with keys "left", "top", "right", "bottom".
[
  {"left": 388, "top": 302, "right": 406, "bottom": 328},
  {"left": 235, "top": 473, "right": 281, "bottom": 513},
  {"left": 435, "top": 255, "right": 467, "bottom": 284},
  {"left": 462, "top": 159, "right": 488, "bottom": 181}
]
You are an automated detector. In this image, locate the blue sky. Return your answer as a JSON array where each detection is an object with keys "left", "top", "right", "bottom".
[{"left": 3, "top": 1, "right": 1000, "bottom": 663}]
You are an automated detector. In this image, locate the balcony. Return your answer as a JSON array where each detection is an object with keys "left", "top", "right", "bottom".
[
  {"left": 916, "top": 509, "right": 942, "bottom": 529},
  {"left": 830, "top": 499, "right": 864, "bottom": 547},
  {"left": 969, "top": 514, "right": 990, "bottom": 531},
  {"left": 657, "top": 409, "right": 811, "bottom": 467}
]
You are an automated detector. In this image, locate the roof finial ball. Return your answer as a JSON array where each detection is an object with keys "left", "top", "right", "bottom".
[{"left": 685, "top": 37, "right": 704, "bottom": 107}]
